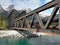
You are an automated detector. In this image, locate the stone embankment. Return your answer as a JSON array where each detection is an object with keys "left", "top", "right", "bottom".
[{"left": 0, "top": 30, "right": 24, "bottom": 38}]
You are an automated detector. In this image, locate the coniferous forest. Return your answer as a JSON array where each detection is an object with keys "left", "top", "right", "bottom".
[{"left": 0, "top": 15, "right": 8, "bottom": 29}]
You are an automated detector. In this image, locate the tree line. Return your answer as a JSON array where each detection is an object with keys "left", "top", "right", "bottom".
[{"left": 0, "top": 15, "right": 8, "bottom": 29}]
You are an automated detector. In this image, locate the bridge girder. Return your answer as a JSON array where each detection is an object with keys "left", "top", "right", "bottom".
[
  {"left": 14, "top": 0, "right": 57, "bottom": 21},
  {"left": 9, "top": 0, "right": 60, "bottom": 30}
]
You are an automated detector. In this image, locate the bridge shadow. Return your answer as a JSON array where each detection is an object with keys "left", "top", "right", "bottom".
[{"left": 16, "top": 29, "right": 38, "bottom": 38}]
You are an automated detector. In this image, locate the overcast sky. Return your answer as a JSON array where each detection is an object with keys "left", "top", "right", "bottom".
[
  {"left": 0, "top": 0, "right": 52, "bottom": 10},
  {"left": 0, "top": 0, "right": 53, "bottom": 17}
]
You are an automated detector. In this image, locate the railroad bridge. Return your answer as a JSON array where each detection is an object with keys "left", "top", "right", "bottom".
[{"left": 8, "top": 0, "right": 60, "bottom": 33}]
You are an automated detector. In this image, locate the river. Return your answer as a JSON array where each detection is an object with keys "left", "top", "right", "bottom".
[{"left": 0, "top": 35, "right": 60, "bottom": 45}]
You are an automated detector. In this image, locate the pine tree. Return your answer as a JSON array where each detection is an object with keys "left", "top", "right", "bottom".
[
  {"left": 0, "top": 15, "right": 3, "bottom": 27},
  {"left": 0, "top": 15, "right": 8, "bottom": 29}
]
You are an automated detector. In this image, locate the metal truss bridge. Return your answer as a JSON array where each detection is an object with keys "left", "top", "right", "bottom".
[{"left": 8, "top": 0, "right": 60, "bottom": 33}]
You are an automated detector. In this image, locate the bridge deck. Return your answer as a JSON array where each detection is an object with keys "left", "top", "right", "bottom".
[
  {"left": 13, "top": 27, "right": 60, "bottom": 34},
  {"left": 13, "top": 27, "right": 36, "bottom": 32}
]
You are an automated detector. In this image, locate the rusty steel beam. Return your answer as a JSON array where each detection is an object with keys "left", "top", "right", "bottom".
[
  {"left": 35, "top": 13, "right": 45, "bottom": 29},
  {"left": 23, "top": 17, "right": 26, "bottom": 27},
  {"left": 30, "top": 15, "right": 35, "bottom": 28},
  {"left": 44, "top": 5, "right": 59, "bottom": 29},
  {"left": 14, "top": 0, "right": 57, "bottom": 21}
]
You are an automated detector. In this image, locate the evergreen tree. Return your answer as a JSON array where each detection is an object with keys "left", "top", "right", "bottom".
[
  {"left": 0, "top": 15, "right": 8, "bottom": 29},
  {"left": 0, "top": 15, "right": 3, "bottom": 27}
]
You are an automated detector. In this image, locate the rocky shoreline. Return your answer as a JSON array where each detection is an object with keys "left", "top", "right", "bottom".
[{"left": 0, "top": 30, "right": 24, "bottom": 38}]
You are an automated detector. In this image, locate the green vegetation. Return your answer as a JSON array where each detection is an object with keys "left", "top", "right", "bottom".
[{"left": 0, "top": 15, "right": 8, "bottom": 29}]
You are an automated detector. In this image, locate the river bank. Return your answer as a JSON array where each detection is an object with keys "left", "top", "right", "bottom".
[
  {"left": 0, "top": 30, "right": 24, "bottom": 38},
  {"left": 0, "top": 30, "right": 59, "bottom": 38}
]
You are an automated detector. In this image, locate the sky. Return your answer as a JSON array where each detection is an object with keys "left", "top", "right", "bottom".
[{"left": 0, "top": 0, "right": 53, "bottom": 17}]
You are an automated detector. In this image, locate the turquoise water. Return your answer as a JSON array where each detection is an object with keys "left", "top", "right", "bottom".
[{"left": 0, "top": 35, "right": 60, "bottom": 45}]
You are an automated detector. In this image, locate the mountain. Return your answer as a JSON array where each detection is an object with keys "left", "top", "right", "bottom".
[
  {"left": 0, "top": 5, "right": 9, "bottom": 18},
  {"left": 0, "top": 5, "right": 31, "bottom": 18},
  {"left": 0, "top": 5, "right": 4, "bottom": 13},
  {"left": 6, "top": 5, "right": 14, "bottom": 11}
]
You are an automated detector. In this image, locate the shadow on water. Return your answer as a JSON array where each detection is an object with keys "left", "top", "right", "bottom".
[{"left": 0, "top": 35, "right": 60, "bottom": 45}]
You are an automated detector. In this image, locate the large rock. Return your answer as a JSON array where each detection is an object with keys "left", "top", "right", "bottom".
[{"left": 0, "top": 30, "right": 24, "bottom": 38}]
